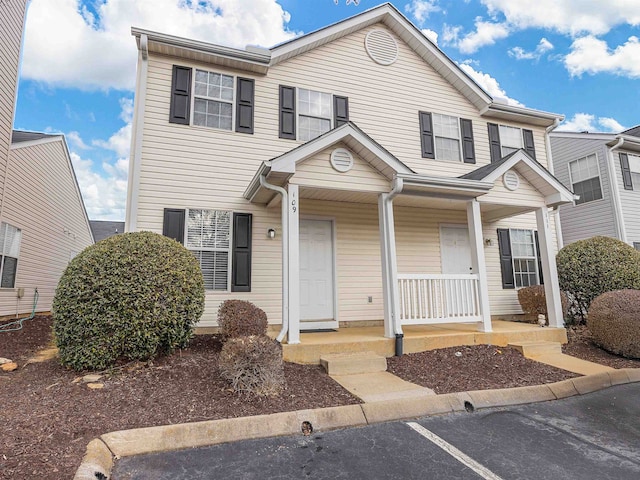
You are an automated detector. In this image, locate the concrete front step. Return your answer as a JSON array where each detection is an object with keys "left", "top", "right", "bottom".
[
  {"left": 509, "top": 340, "right": 563, "bottom": 357},
  {"left": 320, "top": 352, "right": 387, "bottom": 375}
]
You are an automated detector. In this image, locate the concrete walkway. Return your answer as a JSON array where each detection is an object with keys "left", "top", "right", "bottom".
[{"left": 509, "top": 341, "right": 614, "bottom": 376}]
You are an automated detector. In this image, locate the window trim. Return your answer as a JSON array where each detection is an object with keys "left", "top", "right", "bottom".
[
  {"left": 509, "top": 228, "right": 540, "bottom": 289},
  {"left": 627, "top": 153, "right": 640, "bottom": 190},
  {"left": 432, "top": 113, "right": 462, "bottom": 163},
  {"left": 499, "top": 125, "right": 523, "bottom": 157},
  {"left": 184, "top": 208, "right": 234, "bottom": 292},
  {"left": 296, "top": 87, "right": 334, "bottom": 142},
  {"left": 568, "top": 152, "right": 603, "bottom": 206},
  {"left": 0, "top": 222, "right": 21, "bottom": 289},
  {"left": 191, "top": 68, "right": 236, "bottom": 132}
]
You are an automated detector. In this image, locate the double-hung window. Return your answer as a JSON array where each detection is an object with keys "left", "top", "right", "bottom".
[
  {"left": 569, "top": 154, "right": 602, "bottom": 205},
  {"left": 499, "top": 125, "right": 523, "bottom": 156},
  {"left": 0, "top": 222, "right": 21, "bottom": 288},
  {"left": 186, "top": 209, "right": 232, "bottom": 291},
  {"left": 509, "top": 229, "right": 539, "bottom": 288},
  {"left": 628, "top": 154, "right": 640, "bottom": 187},
  {"left": 432, "top": 113, "right": 461, "bottom": 162},
  {"left": 298, "top": 88, "right": 333, "bottom": 141},
  {"left": 193, "top": 70, "right": 234, "bottom": 130},
  {"left": 488, "top": 123, "right": 535, "bottom": 162}
]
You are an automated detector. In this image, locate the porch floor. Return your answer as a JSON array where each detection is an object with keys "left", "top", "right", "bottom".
[{"left": 283, "top": 320, "right": 567, "bottom": 364}]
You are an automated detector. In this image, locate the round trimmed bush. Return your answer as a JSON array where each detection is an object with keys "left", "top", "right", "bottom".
[
  {"left": 556, "top": 236, "right": 640, "bottom": 319},
  {"left": 217, "top": 300, "right": 268, "bottom": 339},
  {"left": 588, "top": 290, "right": 640, "bottom": 359},
  {"left": 53, "top": 231, "right": 205, "bottom": 371},
  {"left": 218, "top": 335, "right": 284, "bottom": 396}
]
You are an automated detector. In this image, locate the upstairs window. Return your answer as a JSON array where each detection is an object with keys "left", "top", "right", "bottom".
[
  {"left": 629, "top": 154, "right": 640, "bottom": 187},
  {"left": 498, "top": 125, "right": 523, "bottom": 156},
  {"left": 432, "top": 113, "right": 461, "bottom": 162},
  {"left": 419, "top": 112, "right": 476, "bottom": 163},
  {"left": 0, "top": 222, "right": 21, "bottom": 288},
  {"left": 193, "top": 70, "right": 234, "bottom": 130},
  {"left": 298, "top": 88, "right": 333, "bottom": 141},
  {"left": 569, "top": 153, "right": 602, "bottom": 205},
  {"left": 488, "top": 123, "right": 536, "bottom": 162}
]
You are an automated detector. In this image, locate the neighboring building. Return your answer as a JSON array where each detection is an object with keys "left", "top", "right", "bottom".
[
  {"left": 0, "top": 1, "right": 94, "bottom": 317},
  {"left": 550, "top": 128, "right": 640, "bottom": 248},
  {"left": 90, "top": 220, "right": 125, "bottom": 242},
  {"left": 126, "top": 3, "right": 574, "bottom": 343}
]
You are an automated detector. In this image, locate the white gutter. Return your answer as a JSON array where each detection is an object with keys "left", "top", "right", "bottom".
[
  {"left": 385, "top": 177, "right": 404, "bottom": 337},
  {"left": 125, "top": 34, "right": 148, "bottom": 232},
  {"left": 607, "top": 137, "right": 627, "bottom": 242},
  {"left": 259, "top": 175, "right": 290, "bottom": 343},
  {"left": 544, "top": 118, "right": 564, "bottom": 250}
]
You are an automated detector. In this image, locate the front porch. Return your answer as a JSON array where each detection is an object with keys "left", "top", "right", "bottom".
[{"left": 283, "top": 320, "right": 567, "bottom": 364}]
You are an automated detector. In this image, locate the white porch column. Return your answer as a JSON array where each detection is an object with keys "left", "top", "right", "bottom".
[
  {"left": 466, "top": 199, "right": 492, "bottom": 332},
  {"left": 287, "top": 184, "right": 300, "bottom": 344},
  {"left": 379, "top": 193, "right": 401, "bottom": 338},
  {"left": 536, "top": 206, "right": 564, "bottom": 328}
]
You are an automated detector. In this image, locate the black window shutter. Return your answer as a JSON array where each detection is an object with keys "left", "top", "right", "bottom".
[
  {"left": 162, "top": 208, "right": 185, "bottom": 244},
  {"left": 620, "top": 153, "right": 634, "bottom": 190},
  {"left": 235, "top": 77, "right": 255, "bottom": 134},
  {"left": 419, "top": 111, "right": 435, "bottom": 159},
  {"left": 488, "top": 123, "right": 502, "bottom": 163},
  {"left": 232, "top": 213, "right": 252, "bottom": 292},
  {"left": 460, "top": 118, "right": 476, "bottom": 164},
  {"left": 0, "top": 256, "right": 17, "bottom": 288},
  {"left": 497, "top": 228, "right": 515, "bottom": 289},
  {"left": 169, "top": 66, "right": 192, "bottom": 125},
  {"left": 534, "top": 231, "right": 544, "bottom": 285},
  {"left": 279, "top": 85, "right": 296, "bottom": 139},
  {"left": 523, "top": 129, "right": 536, "bottom": 159},
  {"left": 333, "top": 95, "right": 349, "bottom": 127}
]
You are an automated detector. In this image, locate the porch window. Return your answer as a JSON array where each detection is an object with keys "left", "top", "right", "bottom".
[
  {"left": 499, "top": 125, "right": 523, "bottom": 156},
  {"left": 193, "top": 69, "right": 234, "bottom": 130},
  {"left": 298, "top": 88, "right": 333, "bottom": 141},
  {"left": 433, "top": 113, "right": 461, "bottom": 162},
  {"left": 510, "top": 229, "right": 539, "bottom": 288},
  {"left": 186, "top": 209, "right": 232, "bottom": 291},
  {"left": 0, "top": 222, "right": 21, "bottom": 288},
  {"left": 569, "top": 153, "right": 602, "bottom": 205}
]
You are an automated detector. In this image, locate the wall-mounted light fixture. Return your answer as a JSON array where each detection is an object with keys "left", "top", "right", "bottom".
[
  {"left": 267, "top": 228, "right": 276, "bottom": 239},
  {"left": 484, "top": 238, "right": 493, "bottom": 247}
]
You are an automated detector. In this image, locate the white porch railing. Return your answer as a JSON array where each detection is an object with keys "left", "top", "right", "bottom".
[{"left": 397, "top": 274, "right": 482, "bottom": 325}]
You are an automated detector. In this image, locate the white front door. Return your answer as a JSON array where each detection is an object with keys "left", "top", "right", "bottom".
[
  {"left": 300, "top": 219, "right": 336, "bottom": 329},
  {"left": 440, "top": 226, "right": 473, "bottom": 274}
]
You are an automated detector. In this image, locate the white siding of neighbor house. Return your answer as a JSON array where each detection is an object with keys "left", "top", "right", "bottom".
[
  {"left": 550, "top": 136, "right": 617, "bottom": 245},
  {"left": 133, "top": 22, "right": 556, "bottom": 325},
  {"left": 613, "top": 148, "right": 640, "bottom": 245},
  {"left": 0, "top": 139, "right": 93, "bottom": 316},
  {"left": 0, "top": 0, "right": 28, "bottom": 202}
]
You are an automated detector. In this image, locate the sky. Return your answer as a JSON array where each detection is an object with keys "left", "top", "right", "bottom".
[{"left": 13, "top": 0, "right": 640, "bottom": 221}]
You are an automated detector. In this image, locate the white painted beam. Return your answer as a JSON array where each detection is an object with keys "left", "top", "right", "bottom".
[
  {"left": 536, "top": 207, "right": 564, "bottom": 328},
  {"left": 467, "top": 200, "right": 492, "bottom": 332},
  {"left": 287, "top": 184, "right": 300, "bottom": 344}
]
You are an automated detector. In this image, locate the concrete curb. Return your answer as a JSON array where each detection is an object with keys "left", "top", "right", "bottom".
[{"left": 75, "top": 368, "right": 640, "bottom": 479}]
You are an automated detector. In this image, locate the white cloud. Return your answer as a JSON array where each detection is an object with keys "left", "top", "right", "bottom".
[
  {"left": 458, "top": 62, "right": 524, "bottom": 106},
  {"left": 66, "top": 131, "right": 91, "bottom": 150},
  {"left": 442, "top": 24, "right": 462, "bottom": 44},
  {"left": 405, "top": 0, "right": 440, "bottom": 25},
  {"left": 422, "top": 28, "right": 439, "bottom": 45},
  {"left": 482, "top": 0, "right": 640, "bottom": 36},
  {"left": 22, "top": 0, "right": 297, "bottom": 91},
  {"left": 509, "top": 37, "right": 554, "bottom": 60},
  {"left": 444, "top": 18, "right": 510, "bottom": 54},
  {"left": 564, "top": 35, "right": 640, "bottom": 78},
  {"left": 556, "top": 113, "right": 625, "bottom": 132},
  {"left": 92, "top": 98, "right": 133, "bottom": 157}
]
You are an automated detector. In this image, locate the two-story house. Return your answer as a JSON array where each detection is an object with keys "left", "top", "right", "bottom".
[
  {"left": 0, "top": 0, "right": 93, "bottom": 319},
  {"left": 126, "top": 3, "right": 574, "bottom": 346},
  {"left": 550, "top": 127, "right": 640, "bottom": 248}
]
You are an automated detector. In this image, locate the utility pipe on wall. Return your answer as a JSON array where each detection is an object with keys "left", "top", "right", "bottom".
[{"left": 607, "top": 137, "right": 627, "bottom": 243}]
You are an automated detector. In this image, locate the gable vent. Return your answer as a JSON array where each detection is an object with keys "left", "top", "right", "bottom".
[
  {"left": 365, "top": 29, "right": 398, "bottom": 66},
  {"left": 330, "top": 148, "right": 354, "bottom": 173},
  {"left": 503, "top": 170, "right": 520, "bottom": 191}
]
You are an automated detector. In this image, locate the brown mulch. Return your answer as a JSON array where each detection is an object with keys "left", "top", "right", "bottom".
[
  {"left": 1, "top": 317, "right": 638, "bottom": 479},
  {"left": 562, "top": 325, "right": 640, "bottom": 369}
]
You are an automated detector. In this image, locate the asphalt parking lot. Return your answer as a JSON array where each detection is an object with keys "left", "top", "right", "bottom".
[{"left": 113, "top": 383, "right": 640, "bottom": 479}]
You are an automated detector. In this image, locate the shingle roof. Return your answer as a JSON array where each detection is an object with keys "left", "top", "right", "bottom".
[
  {"left": 621, "top": 125, "right": 640, "bottom": 138},
  {"left": 90, "top": 221, "right": 125, "bottom": 242},
  {"left": 458, "top": 150, "right": 520, "bottom": 180},
  {"left": 11, "top": 130, "right": 57, "bottom": 144}
]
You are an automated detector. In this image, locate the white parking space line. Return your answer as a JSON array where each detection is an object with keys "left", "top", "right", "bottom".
[{"left": 406, "top": 422, "right": 505, "bottom": 480}]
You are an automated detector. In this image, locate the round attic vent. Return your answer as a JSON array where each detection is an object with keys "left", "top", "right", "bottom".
[
  {"left": 365, "top": 29, "right": 398, "bottom": 66},
  {"left": 503, "top": 170, "right": 520, "bottom": 191},
  {"left": 330, "top": 148, "right": 354, "bottom": 173}
]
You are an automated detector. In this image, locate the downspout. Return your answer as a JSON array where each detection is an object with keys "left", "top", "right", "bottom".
[
  {"left": 385, "top": 177, "right": 404, "bottom": 355},
  {"left": 259, "top": 174, "right": 289, "bottom": 343},
  {"left": 544, "top": 118, "right": 564, "bottom": 250},
  {"left": 607, "top": 137, "right": 627, "bottom": 243}
]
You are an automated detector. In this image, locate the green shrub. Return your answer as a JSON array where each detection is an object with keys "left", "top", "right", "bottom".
[
  {"left": 588, "top": 290, "right": 640, "bottom": 359},
  {"left": 217, "top": 300, "right": 268, "bottom": 340},
  {"left": 53, "top": 231, "right": 205, "bottom": 371},
  {"left": 556, "top": 236, "right": 640, "bottom": 320},
  {"left": 517, "top": 285, "right": 568, "bottom": 323},
  {"left": 218, "top": 335, "right": 284, "bottom": 396}
]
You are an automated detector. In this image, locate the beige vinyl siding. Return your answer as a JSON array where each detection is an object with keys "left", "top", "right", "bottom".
[
  {"left": 0, "top": 139, "right": 93, "bottom": 316},
  {"left": 479, "top": 174, "right": 546, "bottom": 207},
  {"left": 0, "top": 0, "right": 28, "bottom": 201},
  {"left": 134, "top": 21, "right": 555, "bottom": 325},
  {"left": 550, "top": 137, "right": 616, "bottom": 245},
  {"left": 614, "top": 148, "right": 640, "bottom": 245}
]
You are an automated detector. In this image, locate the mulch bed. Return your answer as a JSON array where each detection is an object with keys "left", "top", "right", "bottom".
[
  {"left": 1, "top": 316, "right": 638, "bottom": 479},
  {"left": 563, "top": 325, "right": 640, "bottom": 369}
]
